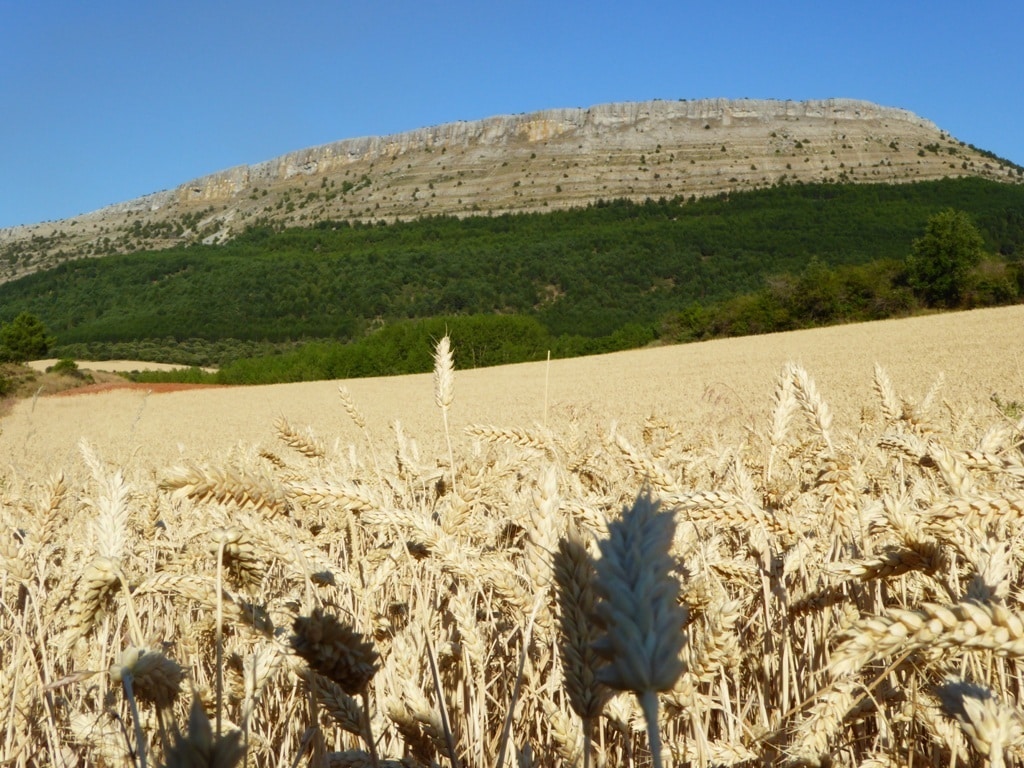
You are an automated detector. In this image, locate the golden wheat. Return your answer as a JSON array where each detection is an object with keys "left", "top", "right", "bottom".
[{"left": 3, "top": 316, "right": 1024, "bottom": 767}]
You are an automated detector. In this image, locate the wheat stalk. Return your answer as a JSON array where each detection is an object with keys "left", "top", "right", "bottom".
[{"left": 433, "top": 334, "right": 457, "bottom": 498}]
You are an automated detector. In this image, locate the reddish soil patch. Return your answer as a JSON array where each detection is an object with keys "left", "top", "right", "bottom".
[{"left": 52, "top": 381, "right": 226, "bottom": 397}]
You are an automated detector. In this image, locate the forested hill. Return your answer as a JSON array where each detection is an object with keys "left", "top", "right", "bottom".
[{"left": 1, "top": 178, "right": 1023, "bottom": 376}]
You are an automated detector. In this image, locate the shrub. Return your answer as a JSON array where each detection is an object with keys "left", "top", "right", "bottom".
[
  {"left": 46, "top": 357, "right": 80, "bottom": 376},
  {"left": 45, "top": 357, "right": 94, "bottom": 386}
]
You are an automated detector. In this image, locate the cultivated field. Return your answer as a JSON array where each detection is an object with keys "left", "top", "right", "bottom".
[{"left": 2, "top": 304, "right": 1024, "bottom": 767}]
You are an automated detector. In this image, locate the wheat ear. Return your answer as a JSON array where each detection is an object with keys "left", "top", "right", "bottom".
[
  {"left": 161, "top": 696, "right": 246, "bottom": 768},
  {"left": 209, "top": 526, "right": 265, "bottom": 594},
  {"left": 937, "top": 678, "right": 1024, "bottom": 768},
  {"left": 292, "top": 609, "right": 381, "bottom": 766},
  {"left": 767, "top": 363, "right": 799, "bottom": 482},
  {"left": 274, "top": 415, "right": 326, "bottom": 459},
  {"left": 110, "top": 646, "right": 185, "bottom": 711},
  {"left": 161, "top": 463, "right": 289, "bottom": 515},
  {"left": 591, "top": 488, "right": 687, "bottom": 768},
  {"left": 433, "top": 334, "right": 457, "bottom": 497},
  {"left": 870, "top": 363, "right": 902, "bottom": 423},
  {"left": 790, "top": 364, "right": 835, "bottom": 454},
  {"left": 554, "top": 529, "right": 610, "bottom": 768},
  {"left": 338, "top": 385, "right": 386, "bottom": 483},
  {"left": 832, "top": 600, "right": 1024, "bottom": 676},
  {"left": 109, "top": 647, "right": 183, "bottom": 768},
  {"left": 554, "top": 530, "right": 609, "bottom": 720}
]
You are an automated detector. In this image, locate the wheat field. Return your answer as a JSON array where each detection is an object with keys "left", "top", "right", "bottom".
[{"left": 2, "top": 304, "right": 1024, "bottom": 767}]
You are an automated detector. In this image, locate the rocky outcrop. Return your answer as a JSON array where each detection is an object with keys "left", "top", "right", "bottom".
[
  {"left": 1, "top": 98, "right": 1018, "bottom": 283},
  {"left": 173, "top": 98, "right": 937, "bottom": 202}
]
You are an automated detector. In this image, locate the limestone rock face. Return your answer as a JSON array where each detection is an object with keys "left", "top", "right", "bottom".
[
  {"left": 1, "top": 98, "right": 1018, "bottom": 283},
  {"left": 173, "top": 98, "right": 938, "bottom": 200}
]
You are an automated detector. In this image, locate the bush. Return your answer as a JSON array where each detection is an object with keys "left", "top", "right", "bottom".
[
  {"left": 46, "top": 358, "right": 79, "bottom": 375},
  {"left": 963, "top": 259, "right": 1020, "bottom": 307},
  {"left": 45, "top": 358, "right": 93, "bottom": 384}
]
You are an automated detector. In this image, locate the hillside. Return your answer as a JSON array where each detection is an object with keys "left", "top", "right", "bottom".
[
  {"left": 1, "top": 98, "right": 1021, "bottom": 282},
  {"left": 2, "top": 178, "right": 1023, "bottom": 372}
]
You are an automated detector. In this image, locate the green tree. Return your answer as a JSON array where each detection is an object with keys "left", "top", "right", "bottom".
[
  {"left": 0, "top": 312, "right": 56, "bottom": 362},
  {"left": 794, "top": 256, "right": 842, "bottom": 323},
  {"left": 906, "top": 208, "right": 985, "bottom": 307}
]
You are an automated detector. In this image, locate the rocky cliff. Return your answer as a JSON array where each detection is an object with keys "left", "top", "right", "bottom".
[{"left": 1, "top": 98, "right": 1019, "bottom": 283}]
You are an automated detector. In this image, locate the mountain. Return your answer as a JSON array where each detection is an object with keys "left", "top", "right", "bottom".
[{"left": 1, "top": 98, "right": 1020, "bottom": 284}]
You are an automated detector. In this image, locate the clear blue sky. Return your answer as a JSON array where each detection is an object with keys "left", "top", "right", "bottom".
[{"left": 2, "top": 0, "right": 1021, "bottom": 229}]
